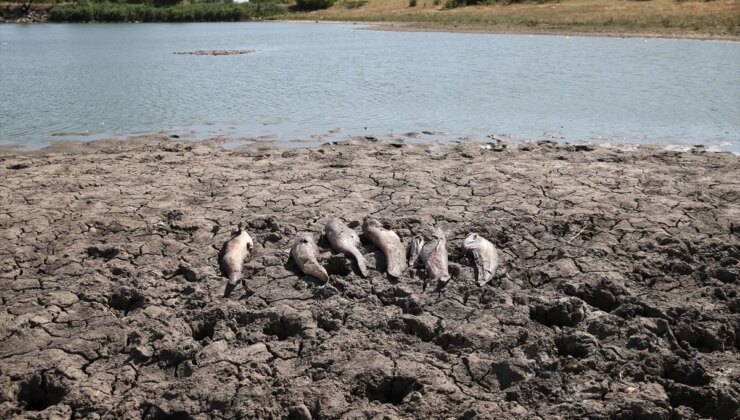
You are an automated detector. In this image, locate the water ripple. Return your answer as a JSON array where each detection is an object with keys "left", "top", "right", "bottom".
[{"left": 0, "top": 23, "right": 738, "bottom": 151}]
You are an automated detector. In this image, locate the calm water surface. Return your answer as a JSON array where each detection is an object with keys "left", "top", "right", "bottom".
[{"left": 0, "top": 23, "right": 739, "bottom": 150}]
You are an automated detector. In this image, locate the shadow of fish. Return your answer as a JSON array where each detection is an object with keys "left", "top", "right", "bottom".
[
  {"left": 462, "top": 232, "right": 499, "bottom": 286},
  {"left": 325, "top": 217, "right": 368, "bottom": 277},
  {"left": 219, "top": 225, "right": 253, "bottom": 285},
  {"left": 291, "top": 232, "right": 329, "bottom": 283},
  {"left": 363, "top": 217, "right": 407, "bottom": 278},
  {"left": 408, "top": 235, "right": 424, "bottom": 268}
]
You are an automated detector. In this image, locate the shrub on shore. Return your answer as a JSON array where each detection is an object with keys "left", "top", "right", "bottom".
[
  {"left": 444, "top": 0, "right": 557, "bottom": 9},
  {"left": 294, "top": 0, "right": 334, "bottom": 11},
  {"left": 337, "top": 0, "right": 366, "bottom": 9},
  {"left": 48, "top": 2, "right": 284, "bottom": 22}
]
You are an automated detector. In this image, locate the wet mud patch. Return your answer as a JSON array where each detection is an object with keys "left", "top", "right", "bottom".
[
  {"left": 7, "top": 163, "right": 29, "bottom": 170},
  {"left": 142, "top": 405, "right": 194, "bottom": 420},
  {"left": 17, "top": 371, "right": 68, "bottom": 411},
  {"left": 191, "top": 319, "right": 216, "bottom": 342},
  {"left": 324, "top": 255, "right": 352, "bottom": 277},
  {"left": 86, "top": 246, "right": 120, "bottom": 261},
  {"left": 352, "top": 372, "right": 423, "bottom": 405},
  {"left": 528, "top": 297, "right": 587, "bottom": 327},
  {"left": 108, "top": 287, "right": 146, "bottom": 315}
]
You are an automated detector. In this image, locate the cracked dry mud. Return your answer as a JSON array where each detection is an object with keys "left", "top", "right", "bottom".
[{"left": 1, "top": 137, "right": 738, "bottom": 419}]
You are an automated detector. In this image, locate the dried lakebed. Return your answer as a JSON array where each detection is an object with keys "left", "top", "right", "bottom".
[{"left": 0, "top": 138, "right": 738, "bottom": 419}]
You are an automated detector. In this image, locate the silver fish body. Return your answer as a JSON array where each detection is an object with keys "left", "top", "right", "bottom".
[
  {"left": 362, "top": 218, "right": 407, "bottom": 278},
  {"left": 220, "top": 227, "right": 253, "bottom": 285},
  {"left": 291, "top": 232, "right": 329, "bottom": 282},
  {"left": 419, "top": 227, "right": 450, "bottom": 283},
  {"left": 462, "top": 233, "right": 499, "bottom": 286},
  {"left": 325, "top": 218, "right": 368, "bottom": 277}
]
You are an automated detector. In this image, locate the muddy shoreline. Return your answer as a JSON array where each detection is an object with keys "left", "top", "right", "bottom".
[
  {"left": 1, "top": 137, "right": 738, "bottom": 418},
  {"left": 2, "top": 18, "right": 738, "bottom": 42},
  {"left": 361, "top": 21, "right": 740, "bottom": 42}
]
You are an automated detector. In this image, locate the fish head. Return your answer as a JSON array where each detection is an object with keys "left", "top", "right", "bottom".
[
  {"left": 230, "top": 223, "right": 242, "bottom": 237},
  {"left": 295, "top": 232, "right": 315, "bottom": 246},
  {"left": 325, "top": 218, "right": 343, "bottom": 234},
  {"left": 462, "top": 232, "right": 481, "bottom": 251},
  {"left": 362, "top": 217, "right": 382, "bottom": 231},
  {"left": 432, "top": 227, "right": 446, "bottom": 241}
]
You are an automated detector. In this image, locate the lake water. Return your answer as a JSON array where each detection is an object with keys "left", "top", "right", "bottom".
[{"left": 1, "top": 22, "right": 739, "bottom": 151}]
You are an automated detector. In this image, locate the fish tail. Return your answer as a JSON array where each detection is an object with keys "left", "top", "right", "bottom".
[
  {"left": 387, "top": 253, "right": 407, "bottom": 278},
  {"left": 228, "top": 272, "right": 241, "bottom": 286},
  {"left": 305, "top": 260, "right": 329, "bottom": 283},
  {"left": 351, "top": 249, "right": 369, "bottom": 277},
  {"left": 477, "top": 270, "right": 494, "bottom": 287},
  {"left": 314, "top": 263, "right": 330, "bottom": 283}
]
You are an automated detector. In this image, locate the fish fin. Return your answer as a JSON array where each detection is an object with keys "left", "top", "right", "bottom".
[
  {"left": 435, "top": 239, "right": 445, "bottom": 252},
  {"left": 408, "top": 237, "right": 424, "bottom": 267},
  {"left": 472, "top": 249, "right": 497, "bottom": 286},
  {"left": 471, "top": 250, "right": 484, "bottom": 283}
]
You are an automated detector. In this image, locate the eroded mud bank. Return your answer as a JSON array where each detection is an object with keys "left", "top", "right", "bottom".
[{"left": 0, "top": 137, "right": 738, "bottom": 419}]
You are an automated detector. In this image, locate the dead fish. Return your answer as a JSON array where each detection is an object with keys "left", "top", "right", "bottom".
[
  {"left": 219, "top": 225, "right": 253, "bottom": 285},
  {"left": 362, "top": 218, "right": 407, "bottom": 278},
  {"left": 462, "top": 233, "right": 499, "bottom": 286},
  {"left": 419, "top": 227, "right": 450, "bottom": 283},
  {"left": 325, "top": 217, "right": 368, "bottom": 277},
  {"left": 408, "top": 236, "right": 424, "bottom": 268},
  {"left": 291, "top": 232, "right": 329, "bottom": 282}
]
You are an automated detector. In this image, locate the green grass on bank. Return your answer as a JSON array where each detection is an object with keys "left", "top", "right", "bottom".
[
  {"left": 287, "top": 0, "right": 740, "bottom": 38},
  {"left": 299, "top": 9, "right": 739, "bottom": 36},
  {"left": 46, "top": 2, "right": 284, "bottom": 22}
]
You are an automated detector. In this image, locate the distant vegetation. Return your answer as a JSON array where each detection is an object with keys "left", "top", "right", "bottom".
[
  {"left": 443, "top": 0, "right": 555, "bottom": 9},
  {"left": 17, "top": 0, "right": 286, "bottom": 23},
  {"left": 48, "top": 2, "right": 284, "bottom": 22}
]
